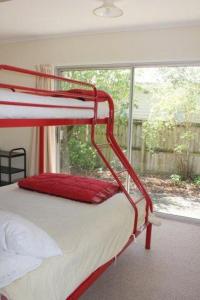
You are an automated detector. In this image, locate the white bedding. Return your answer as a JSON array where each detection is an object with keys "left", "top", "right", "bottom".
[
  {"left": 0, "top": 90, "right": 109, "bottom": 119},
  {"left": 0, "top": 184, "right": 146, "bottom": 300}
]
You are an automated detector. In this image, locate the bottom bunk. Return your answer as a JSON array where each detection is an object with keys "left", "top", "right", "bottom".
[{"left": 0, "top": 183, "right": 147, "bottom": 300}]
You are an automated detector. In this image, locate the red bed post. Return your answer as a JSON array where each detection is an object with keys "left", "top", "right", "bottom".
[
  {"left": 39, "top": 126, "right": 45, "bottom": 174},
  {"left": 145, "top": 223, "right": 152, "bottom": 250}
]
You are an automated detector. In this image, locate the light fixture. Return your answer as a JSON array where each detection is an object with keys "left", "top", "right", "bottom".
[{"left": 93, "top": 0, "right": 123, "bottom": 18}]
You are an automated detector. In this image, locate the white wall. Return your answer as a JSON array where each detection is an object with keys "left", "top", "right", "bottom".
[
  {"left": 1, "top": 25, "right": 200, "bottom": 67},
  {"left": 0, "top": 25, "right": 200, "bottom": 173}
]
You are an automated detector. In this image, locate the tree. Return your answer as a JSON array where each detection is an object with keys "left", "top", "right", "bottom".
[
  {"left": 142, "top": 67, "right": 200, "bottom": 179},
  {"left": 59, "top": 69, "right": 131, "bottom": 173},
  {"left": 60, "top": 69, "right": 131, "bottom": 120}
]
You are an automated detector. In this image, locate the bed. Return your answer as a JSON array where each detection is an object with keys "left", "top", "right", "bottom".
[
  {"left": 0, "top": 184, "right": 147, "bottom": 300},
  {"left": 0, "top": 65, "right": 153, "bottom": 300}
]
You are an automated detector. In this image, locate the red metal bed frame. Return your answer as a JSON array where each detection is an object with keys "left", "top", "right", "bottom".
[{"left": 0, "top": 65, "right": 153, "bottom": 300}]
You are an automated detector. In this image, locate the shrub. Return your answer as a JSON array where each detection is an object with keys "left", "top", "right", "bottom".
[
  {"left": 68, "top": 137, "right": 101, "bottom": 173},
  {"left": 193, "top": 176, "right": 200, "bottom": 186},
  {"left": 170, "top": 174, "right": 182, "bottom": 185}
]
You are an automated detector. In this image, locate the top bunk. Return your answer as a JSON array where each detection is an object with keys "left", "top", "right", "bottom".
[{"left": 0, "top": 65, "right": 112, "bottom": 127}]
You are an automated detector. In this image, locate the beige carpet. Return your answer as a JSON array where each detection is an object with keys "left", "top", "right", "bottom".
[{"left": 81, "top": 217, "right": 200, "bottom": 300}]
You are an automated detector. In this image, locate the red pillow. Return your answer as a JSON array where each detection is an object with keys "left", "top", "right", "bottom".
[{"left": 18, "top": 173, "right": 120, "bottom": 204}]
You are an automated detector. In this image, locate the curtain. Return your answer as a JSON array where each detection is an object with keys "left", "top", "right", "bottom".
[{"left": 28, "top": 64, "right": 56, "bottom": 175}]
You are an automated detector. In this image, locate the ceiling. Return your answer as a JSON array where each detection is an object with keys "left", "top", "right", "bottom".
[{"left": 0, "top": 0, "right": 200, "bottom": 43}]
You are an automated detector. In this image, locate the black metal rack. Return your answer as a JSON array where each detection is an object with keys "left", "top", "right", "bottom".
[{"left": 0, "top": 148, "right": 26, "bottom": 186}]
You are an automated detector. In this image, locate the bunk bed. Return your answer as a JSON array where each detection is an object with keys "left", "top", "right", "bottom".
[{"left": 0, "top": 65, "right": 153, "bottom": 300}]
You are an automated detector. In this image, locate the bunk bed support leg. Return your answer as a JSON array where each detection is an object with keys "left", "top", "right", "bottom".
[
  {"left": 39, "top": 126, "right": 45, "bottom": 174},
  {"left": 145, "top": 223, "right": 152, "bottom": 250}
]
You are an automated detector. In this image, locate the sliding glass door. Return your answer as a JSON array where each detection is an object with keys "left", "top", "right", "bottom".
[{"left": 57, "top": 65, "right": 200, "bottom": 219}]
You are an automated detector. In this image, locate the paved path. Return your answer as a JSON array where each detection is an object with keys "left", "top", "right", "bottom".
[{"left": 152, "top": 193, "right": 200, "bottom": 219}]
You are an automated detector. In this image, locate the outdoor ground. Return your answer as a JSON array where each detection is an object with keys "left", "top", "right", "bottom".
[
  {"left": 142, "top": 176, "right": 200, "bottom": 219},
  {"left": 71, "top": 168, "right": 200, "bottom": 219},
  {"left": 142, "top": 176, "right": 200, "bottom": 197}
]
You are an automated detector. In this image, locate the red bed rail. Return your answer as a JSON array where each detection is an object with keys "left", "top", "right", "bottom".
[
  {"left": 0, "top": 64, "right": 113, "bottom": 126},
  {"left": 0, "top": 64, "right": 97, "bottom": 96}
]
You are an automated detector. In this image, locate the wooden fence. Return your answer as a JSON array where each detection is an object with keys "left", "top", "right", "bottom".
[{"left": 78, "top": 120, "right": 200, "bottom": 176}]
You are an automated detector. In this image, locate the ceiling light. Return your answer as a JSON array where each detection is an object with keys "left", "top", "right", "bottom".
[{"left": 93, "top": 0, "right": 123, "bottom": 18}]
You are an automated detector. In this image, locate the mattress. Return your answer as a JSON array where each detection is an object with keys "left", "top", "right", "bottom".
[
  {"left": 0, "top": 90, "right": 109, "bottom": 119},
  {"left": 0, "top": 184, "right": 146, "bottom": 300}
]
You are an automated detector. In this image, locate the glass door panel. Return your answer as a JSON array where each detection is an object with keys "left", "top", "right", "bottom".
[
  {"left": 133, "top": 66, "right": 200, "bottom": 218},
  {"left": 58, "top": 68, "right": 132, "bottom": 181}
]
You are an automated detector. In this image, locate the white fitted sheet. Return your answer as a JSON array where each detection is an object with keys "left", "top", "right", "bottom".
[
  {"left": 0, "top": 90, "right": 109, "bottom": 119},
  {"left": 0, "top": 184, "right": 146, "bottom": 300}
]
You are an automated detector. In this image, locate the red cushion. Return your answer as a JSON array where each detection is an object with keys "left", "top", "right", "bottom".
[{"left": 18, "top": 173, "right": 120, "bottom": 204}]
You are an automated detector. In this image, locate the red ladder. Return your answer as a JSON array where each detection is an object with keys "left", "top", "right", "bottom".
[{"left": 91, "top": 93, "right": 153, "bottom": 235}]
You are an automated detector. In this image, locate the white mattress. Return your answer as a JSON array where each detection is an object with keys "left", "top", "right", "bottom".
[
  {"left": 0, "top": 90, "right": 109, "bottom": 119},
  {"left": 0, "top": 184, "right": 146, "bottom": 300}
]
